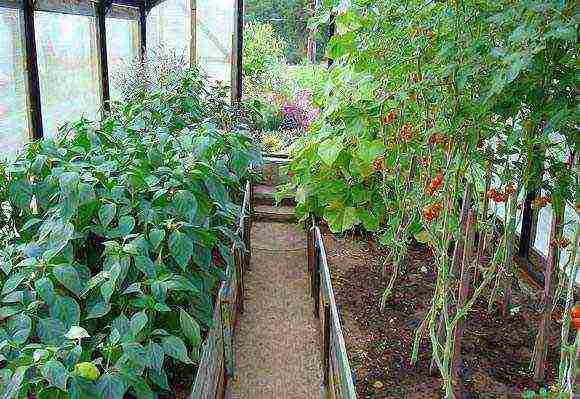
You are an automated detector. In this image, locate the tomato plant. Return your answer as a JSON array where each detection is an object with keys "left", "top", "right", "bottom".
[{"left": 281, "top": 0, "right": 578, "bottom": 397}]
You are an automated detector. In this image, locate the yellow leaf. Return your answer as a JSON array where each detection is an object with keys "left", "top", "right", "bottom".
[{"left": 74, "top": 362, "right": 100, "bottom": 381}]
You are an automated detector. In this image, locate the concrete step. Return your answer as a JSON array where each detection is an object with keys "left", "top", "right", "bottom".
[
  {"left": 254, "top": 204, "right": 297, "bottom": 223},
  {"left": 256, "top": 156, "right": 291, "bottom": 187},
  {"left": 253, "top": 184, "right": 296, "bottom": 207}
]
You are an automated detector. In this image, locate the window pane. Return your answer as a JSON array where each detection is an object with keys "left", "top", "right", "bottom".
[
  {"left": 106, "top": 15, "right": 139, "bottom": 100},
  {"left": 0, "top": 7, "right": 29, "bottom": 158},
  {"left": 147, "top": 0, "right": 191, "bottom": 63},
  {"left": 35, "top": 11, "right": 101, "bottom": 136},
  {"left": 196, "top": 0, "right": 234, "bottom": 84}
]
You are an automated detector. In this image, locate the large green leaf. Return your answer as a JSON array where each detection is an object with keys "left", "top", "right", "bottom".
[
  {"left": 161, "top": 335, "right": 192, "bottom": 364},
  {"left": 41, "top": 360, "right": 69, "bottom": 391},
  {"left": 318, "top": 136, "right": 344, "bottom": 166},
  {"left": 97, "top": 373, "right": 127, "bottom": 399},
  {"left": 168, "top": 231, "right": 193, "bottom": 270},
  {"left": 179, "top": 309, "right": 201, "bottom": 349},
  {"left": 53, "top": 264, "right": 84, "bottom": 296}
]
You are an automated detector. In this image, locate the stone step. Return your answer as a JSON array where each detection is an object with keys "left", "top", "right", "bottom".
[
  {"left": 254, "top": 204, "right": 297, "bottom": 223},
  {"left": 253, "top": 184, "right": 296, "bottom": 207},
  {"left": 256, "top": 156, "right": 291, "bottom": 187}
]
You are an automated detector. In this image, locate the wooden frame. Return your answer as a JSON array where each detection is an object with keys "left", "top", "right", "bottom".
[
  {"left": 309, "top": 217, "right": 357, "bottom": 398},
  {"left": 190, "top": 181, "right": 252, "bottom": 398}
]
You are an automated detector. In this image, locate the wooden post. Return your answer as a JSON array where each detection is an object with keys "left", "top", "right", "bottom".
[
  {"left": 234, "top": 244, "right": 244, "bottom": 316},
  {"left": 230, "top": 0, "right": 243, "bottom": 103},
  {"left": 519, "top": 189, "right": 537, "bottom": 259},
  {"left": 95, "top": 0, "right": 111, "bottom": 114},
  {"left": 138, "top": 0, "right": 147, "bottom": 62},
  {"left": 22, "top": 0, "right": 43, "bottom": 139},
  {"left": 327, "top": 12, "right": 335, "bottom": 68},
  {"left": 313, "top": 240, "right": 321, "bottom": 319},
  {"left": 190, "top": 0, "right": 196, "bottom": 65},
  {"left": 308, "top": 224, "right": 315, "bottom": 292},
  {"left": 322, "top": 304, "right": 331, "bottom": 386},
  {"left": 306, "top": 0, "right": 320, "bottom": 63}
]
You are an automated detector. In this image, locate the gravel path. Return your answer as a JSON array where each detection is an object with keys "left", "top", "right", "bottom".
[{"left": 227, "top": 222, "right": 322, "bottom": 399}]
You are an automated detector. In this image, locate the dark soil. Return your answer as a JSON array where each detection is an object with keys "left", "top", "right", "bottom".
[{"left": 323, "top": 232, "right": 563, "bottom": 399}]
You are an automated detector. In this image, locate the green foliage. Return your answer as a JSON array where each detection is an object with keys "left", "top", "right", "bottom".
[
  {"left": 284, "top": 0, "right": 577, "bottom": 395},
  {"left": 243, "top": 22, "right": 287, "bottom": 80},
  {"left": 0, "top": 65, "right": 259, "bottom": 398},
  {"left": 245, "top": 0, "right": 329, "bottom": 63}
]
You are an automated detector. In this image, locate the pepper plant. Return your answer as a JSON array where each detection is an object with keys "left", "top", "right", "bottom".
[{"left": 0, "top": 65, "right": 260, "bottom": 398}]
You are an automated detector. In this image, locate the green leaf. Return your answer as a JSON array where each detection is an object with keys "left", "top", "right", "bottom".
[
  {"left": 35, "top": 277, "right": 57, "bottom": 305},
  {"left": 168, "top": 231, "right": 193, "bottom": 270},
  {"left": 324, "top": 206, "right": 358, "bottom": 233},
  {"left": 97, "top": 373, "right": 127, "bottom": 399},
  {"left": 53, "top": 264, "right": 84, "bottom": 296},
  {"left": 117, "top": 216, "right": 135, "bottom": 236},
  {"left": 318, "top": 136, "right": 344, "bottom": 166},
  {"left": 99, "top": 203, "right": 117, "bottom": 227},
  {"left": 179, "top": 309, "right": 201, "bottom": 348},
  {"left": 147, "top": 341, "right": 164, "bottom": 371},
  {"left": 134, "top": 256, "right": 156, "bottom": 279},
  {"left": 37, "top": 317, "right": 66, "bottom": 346},
  {"left": 149, "top": 228, "right": 165, "bottom": 251},
  {"left": 7, "top": 313, "right": 31, "bottom": 345},
  {"left": 41, "top": 360, "right": 69, "bottom": 391},
  {"left": 173, "top": 190, "right": 198, "bottom": 222},
  {"left": 2, "top": 273, "right": 26, "bottom": 296},
  {"left": 50, "top": 296, "right": 80, "bottom": 330},
  {"left": 161, "top": 335, "right": 193, "bottom": 364},
  {"left": 86, "top": 302, "right": 111, "bottom": 319},
  {"left": 0, "top": 365, "right": 28, "bottom": 399},
  {"left": 129, "top": 311, "right": 148, "bottom": 337}
]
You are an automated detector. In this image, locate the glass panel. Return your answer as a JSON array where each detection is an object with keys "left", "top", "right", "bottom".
[
  {"left": 35, "top": 11, "right": 101, "bottom": 136},
  {"left": 106, "top": 15, "right": 139, "bottom": 100},
  {"left": 196, "top": 0, "right": 235, "bottom": 84},
  {"left": 147, "top": 0, "right": 191, "bottom": 62},
  {"left": 0, "top": 7, "right": 28, "bottom": 159}
]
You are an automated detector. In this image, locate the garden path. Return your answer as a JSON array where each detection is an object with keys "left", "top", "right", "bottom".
[{"left": 227, "top": 221, "right": 322, "bottom": 399}]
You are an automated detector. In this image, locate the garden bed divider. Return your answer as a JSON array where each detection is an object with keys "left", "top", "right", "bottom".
[
  {"left": 190, "top": 181, "right": 252, "bottom": 399},
  {"left": 308, "top": 218, "right": 357, "bottom": 399}
]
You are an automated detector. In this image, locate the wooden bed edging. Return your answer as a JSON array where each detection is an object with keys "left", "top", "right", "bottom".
[
  {"left": 190, "top": 181, "right": 252, "bottom": 399},
  {"left": 308, "top": 218, "right": 357, "bottom": 399}
]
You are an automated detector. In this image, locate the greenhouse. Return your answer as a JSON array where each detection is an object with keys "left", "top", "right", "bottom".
[{"left": 0, "top": 0, "right": 578, "bottom": 398}]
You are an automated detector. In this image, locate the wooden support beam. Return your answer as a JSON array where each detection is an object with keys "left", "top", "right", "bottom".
[
  {"left": 22, "top": 0, "right": 43, "bottom": 139},
  {"left": 327, "top": 12, "right": 336, "bottom": 68},
  {"left": 518, "top": 189, "right": 537, "bottom": 260},
  {"left": 230, "top": 0, "right": 243, "bottom": 103},
  {"left": 95, "top": 0, "right": 111, "bottom": 114},
  {"left": 138, "top": 0, "right": 147, "bottom": 61}
]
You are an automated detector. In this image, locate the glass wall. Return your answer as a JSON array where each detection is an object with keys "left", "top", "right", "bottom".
[
  {"left": 106, "top": 6, "right": 139, "bottom": 100},
  {"left": 196, "top": 0, "right": 235, "bottom": 84},
  {"left": 0, "top": 6, "right": 29, "bottom": 158},
  {"left": 147, "top": 0, "right": 191, "bottom": 63},
  {"left": 35, "top": 11, "right": 101, "bottom": 136}
]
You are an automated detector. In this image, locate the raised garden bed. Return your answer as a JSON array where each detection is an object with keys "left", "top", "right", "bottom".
[{"left": 321, "top": 230, "right": 562, "bottom": 398}]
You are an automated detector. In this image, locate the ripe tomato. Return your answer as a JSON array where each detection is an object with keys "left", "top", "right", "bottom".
[{"left": 571, "top": 305, "right": 580, "bottom": 331}]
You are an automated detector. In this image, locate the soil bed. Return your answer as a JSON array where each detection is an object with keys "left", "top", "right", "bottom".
[{"left": 322, "top": 231, "right": 561, "bottom": 399}]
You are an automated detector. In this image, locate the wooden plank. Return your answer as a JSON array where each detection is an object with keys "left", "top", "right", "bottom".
[
  {"left": 191, "top": 299, "right": 224, "bottom": 398},
  {"left": 315, "top": 227, "right": 357, "bottom": 398}
]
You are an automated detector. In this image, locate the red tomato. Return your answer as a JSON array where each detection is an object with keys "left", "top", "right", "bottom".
[{"left": 571, "top": 305, "right": 580, "bottom": 331}]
